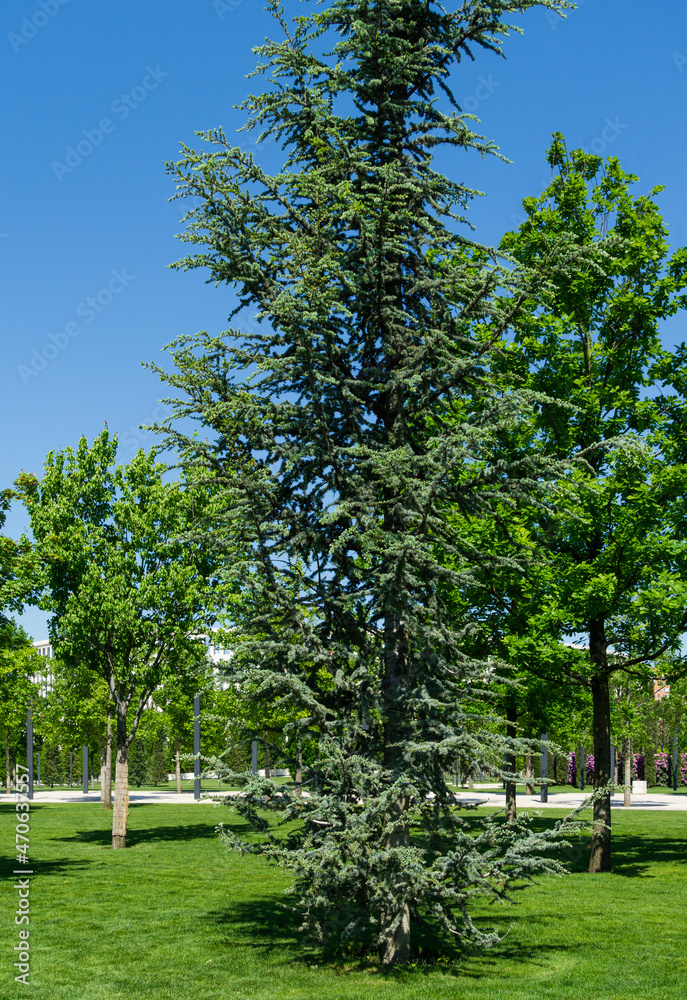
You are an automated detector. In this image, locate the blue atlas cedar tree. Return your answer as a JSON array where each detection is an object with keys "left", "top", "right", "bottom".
[{"left": 151, "top": 0, "right": 583, "bottom": 966}]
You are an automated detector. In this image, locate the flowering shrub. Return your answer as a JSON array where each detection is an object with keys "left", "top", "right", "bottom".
[
  {"left": 681, "top": 753, "right": 687, "bottom": 787},
  {"left": 585, "top": 753, "right": 595, "bottom": 783},
  {"left": 567, "top": 752, "right": 576, "bottom": 787},
  {"left": 655, "top": 751, "right": 670, "bottom": 786},
  {"left": 633, "top": 753, "right": 645, "bottom": 781}
]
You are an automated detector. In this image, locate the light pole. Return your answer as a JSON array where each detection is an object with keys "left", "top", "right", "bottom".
[
  {"left": 26, "top": 708, "right": 34, "bottom": 800},
  {"left": 193, "top": 694, "right": 201, "bottom": 800},
  {"left": 540, "top": 733, "right": 548, "bottom": 803}
]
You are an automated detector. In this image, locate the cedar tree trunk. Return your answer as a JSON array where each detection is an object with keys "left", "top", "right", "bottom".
[{"left": 379, "top": 609, "right": 411, "bottom": 966}]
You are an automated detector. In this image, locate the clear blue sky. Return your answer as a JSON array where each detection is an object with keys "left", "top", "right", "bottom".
[{"left": 2, "top": 0, "right": 686, "bottom": 640}]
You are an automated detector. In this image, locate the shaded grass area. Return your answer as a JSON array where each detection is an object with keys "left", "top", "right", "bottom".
[{"left": 1, "top": 802, "right": 685, "bottom": 999}]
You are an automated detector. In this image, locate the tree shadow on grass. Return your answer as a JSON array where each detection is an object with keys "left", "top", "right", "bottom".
[
  {"left": 0, "top": 855, "right": 92, "bottom": 879},
  {"left": 201, "top": 894, "right": 575, "bottom": 980},
  {"left": 524, "top": 816, "right": 687, "bottom": 877},
  {"left": 54, "top": 821, "right": 219, "bottom": 849}
]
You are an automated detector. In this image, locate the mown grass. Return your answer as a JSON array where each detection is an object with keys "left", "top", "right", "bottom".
[{"left": 1, "top": 801, "right": 685, "bottom": 999}]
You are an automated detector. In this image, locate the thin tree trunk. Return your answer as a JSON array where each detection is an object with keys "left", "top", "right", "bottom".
[
  {"left": 5, "top": 731, "right": 10, "bottom": 795},
  {"left": 103, "top": 709, "right": 113, "bottom": 809},
  {"left": 112, "top": 705, "right": 129, "bottom": 849},
  {"left": 588, "top": 656, "right": 612, "bottom": 873},
  {"left": 524, "top": 754, "right": 535, "bottom": 796},
  {"left": 263, "top": 731, "right": 270, "bottom": 779},
  {"left": 295, "top": 740, "right": 302, "bottom": 799},
  {"left": 175, "top": 736, "right": 182, "bottom": 793},
  {"left": 99, "top": 735, "right": 106, "bottom": 800},
  {"left": 623, "top": 737, "right": 632, "bottom": 808},
  {"left": 505, "top": 697, "right": 517, "bottom": 825}
]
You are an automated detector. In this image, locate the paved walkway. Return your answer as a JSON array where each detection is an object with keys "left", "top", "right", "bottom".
[
  {"left": 6, "top": 784, "right": 687, "bottom": 810},
  {"left": 453, "top": 786, "right": 687, "bottom": 811}
]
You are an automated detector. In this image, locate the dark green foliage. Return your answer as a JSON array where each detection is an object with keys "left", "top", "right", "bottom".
[
  {"left": 147, "top": 738, "right": 169, "bottom": 786},
  {"left": 41, "top": 742, "right": 64, "bottom": 787},
  {"left": 153, "top": 0, "right": 581, "bottom": 965},
  {"left": 128, "top": 740, "right": 148, "bottom": 788}
]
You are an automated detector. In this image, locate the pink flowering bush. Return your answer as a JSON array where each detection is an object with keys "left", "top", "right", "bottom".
[{"left": 567, "top": 752, "right": 576, "bottom": 786}]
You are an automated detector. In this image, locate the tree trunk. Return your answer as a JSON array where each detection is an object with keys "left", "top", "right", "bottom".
[
  {"left": 112, "top": 705, "right": 129, "bottom": 849},
  {"left": 295, "top": 740, "right": 302, "bottom": 799},
  {"left": 99, "top": 735, "right": 106, "bottom": 799},
  {"left": 379, "top": 610, "right": 411, "bottom": 966},
  {"left": 380, "top": 798, "right": 411, "bottom": 967},
  {"left": 175, "top": 736, "right": 182, "bottom": 793},
  {"left": 505, "top": 697, "right": 517, "bottom": 825},
  {"left": 263, "top": 731, "right": 270, "bottom": 779},
  {"left": 588, "top": 658, "right": 612, "bottom": 873},
  {"left": 103, "top": 709, "right": 113, "bottom": 809},
  {"left": 623, "top": 737, "right": 632, "bottom": 808},
  {"left": 524, "top": 754, "right": 535, "bottom": 796}
]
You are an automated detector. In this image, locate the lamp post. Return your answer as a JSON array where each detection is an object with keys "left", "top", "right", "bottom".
[
  {"left": 193, "top": 694, "right": 201, "bottom": 800},
  {"left": 26, "top": 708, "right": 34, "bottom": 801},
  {"left": 252, "top": 740, "right": 258, "bottom": 775},
  {"left": 540, "top": 733, "right": 548, "bottom": 803}
]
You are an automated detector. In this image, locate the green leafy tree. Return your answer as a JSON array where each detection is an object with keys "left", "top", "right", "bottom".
[
  {"left": 0, "top": 637, "right": 40, "bottom": 793},
  {"left": 16, "top": 431, "right": 223, "bottom": 847},
  {"left": 152, "top": 0, "right": 579, "bottom": 964},
  {"left": 494, "top": 137, "right": 687, "bottom": 870}
]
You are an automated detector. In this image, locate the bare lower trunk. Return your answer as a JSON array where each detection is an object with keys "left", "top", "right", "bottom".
[
  {"left": 112, "top": 704, "right": 130, "bottom": 849},
  {"left": 380, "top": 798, "right": 411, "bottom": 967},
  {"left": 103, "top": 711, "right": 113, "bottom": 809},
  {"left": 505, "top": 697, "right": 517, "bottom": 825},
  {"left": 295, "top": 741, "right": 302, "bottom": 799},
  {"left": 623, "top": 737, "right": 632, "bottom": 808},
  {"left": 263, "top": 731, "right": 270, "bottom": 779},
  {"left": 524, "top": 754, "right": 535, "bottom": 796},
  {"left": 588, "top": 659, "right": 612, "bottom": 873},
  {"left": 379, "top": 609, "right": 411, "bottom": 966},
  {"left": 5, "top": 731, "right": 10, "bottom": 795},
  {"left": 175, "top": 737, "right": 182, "bottom": 793},
  {"left": 112, "top": 744, "right": 129, "bottom": 848}
]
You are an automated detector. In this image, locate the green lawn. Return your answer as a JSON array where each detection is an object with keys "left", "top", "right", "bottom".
[{"left": 2, "top": 802, "right": 685, "bottom": 999}]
